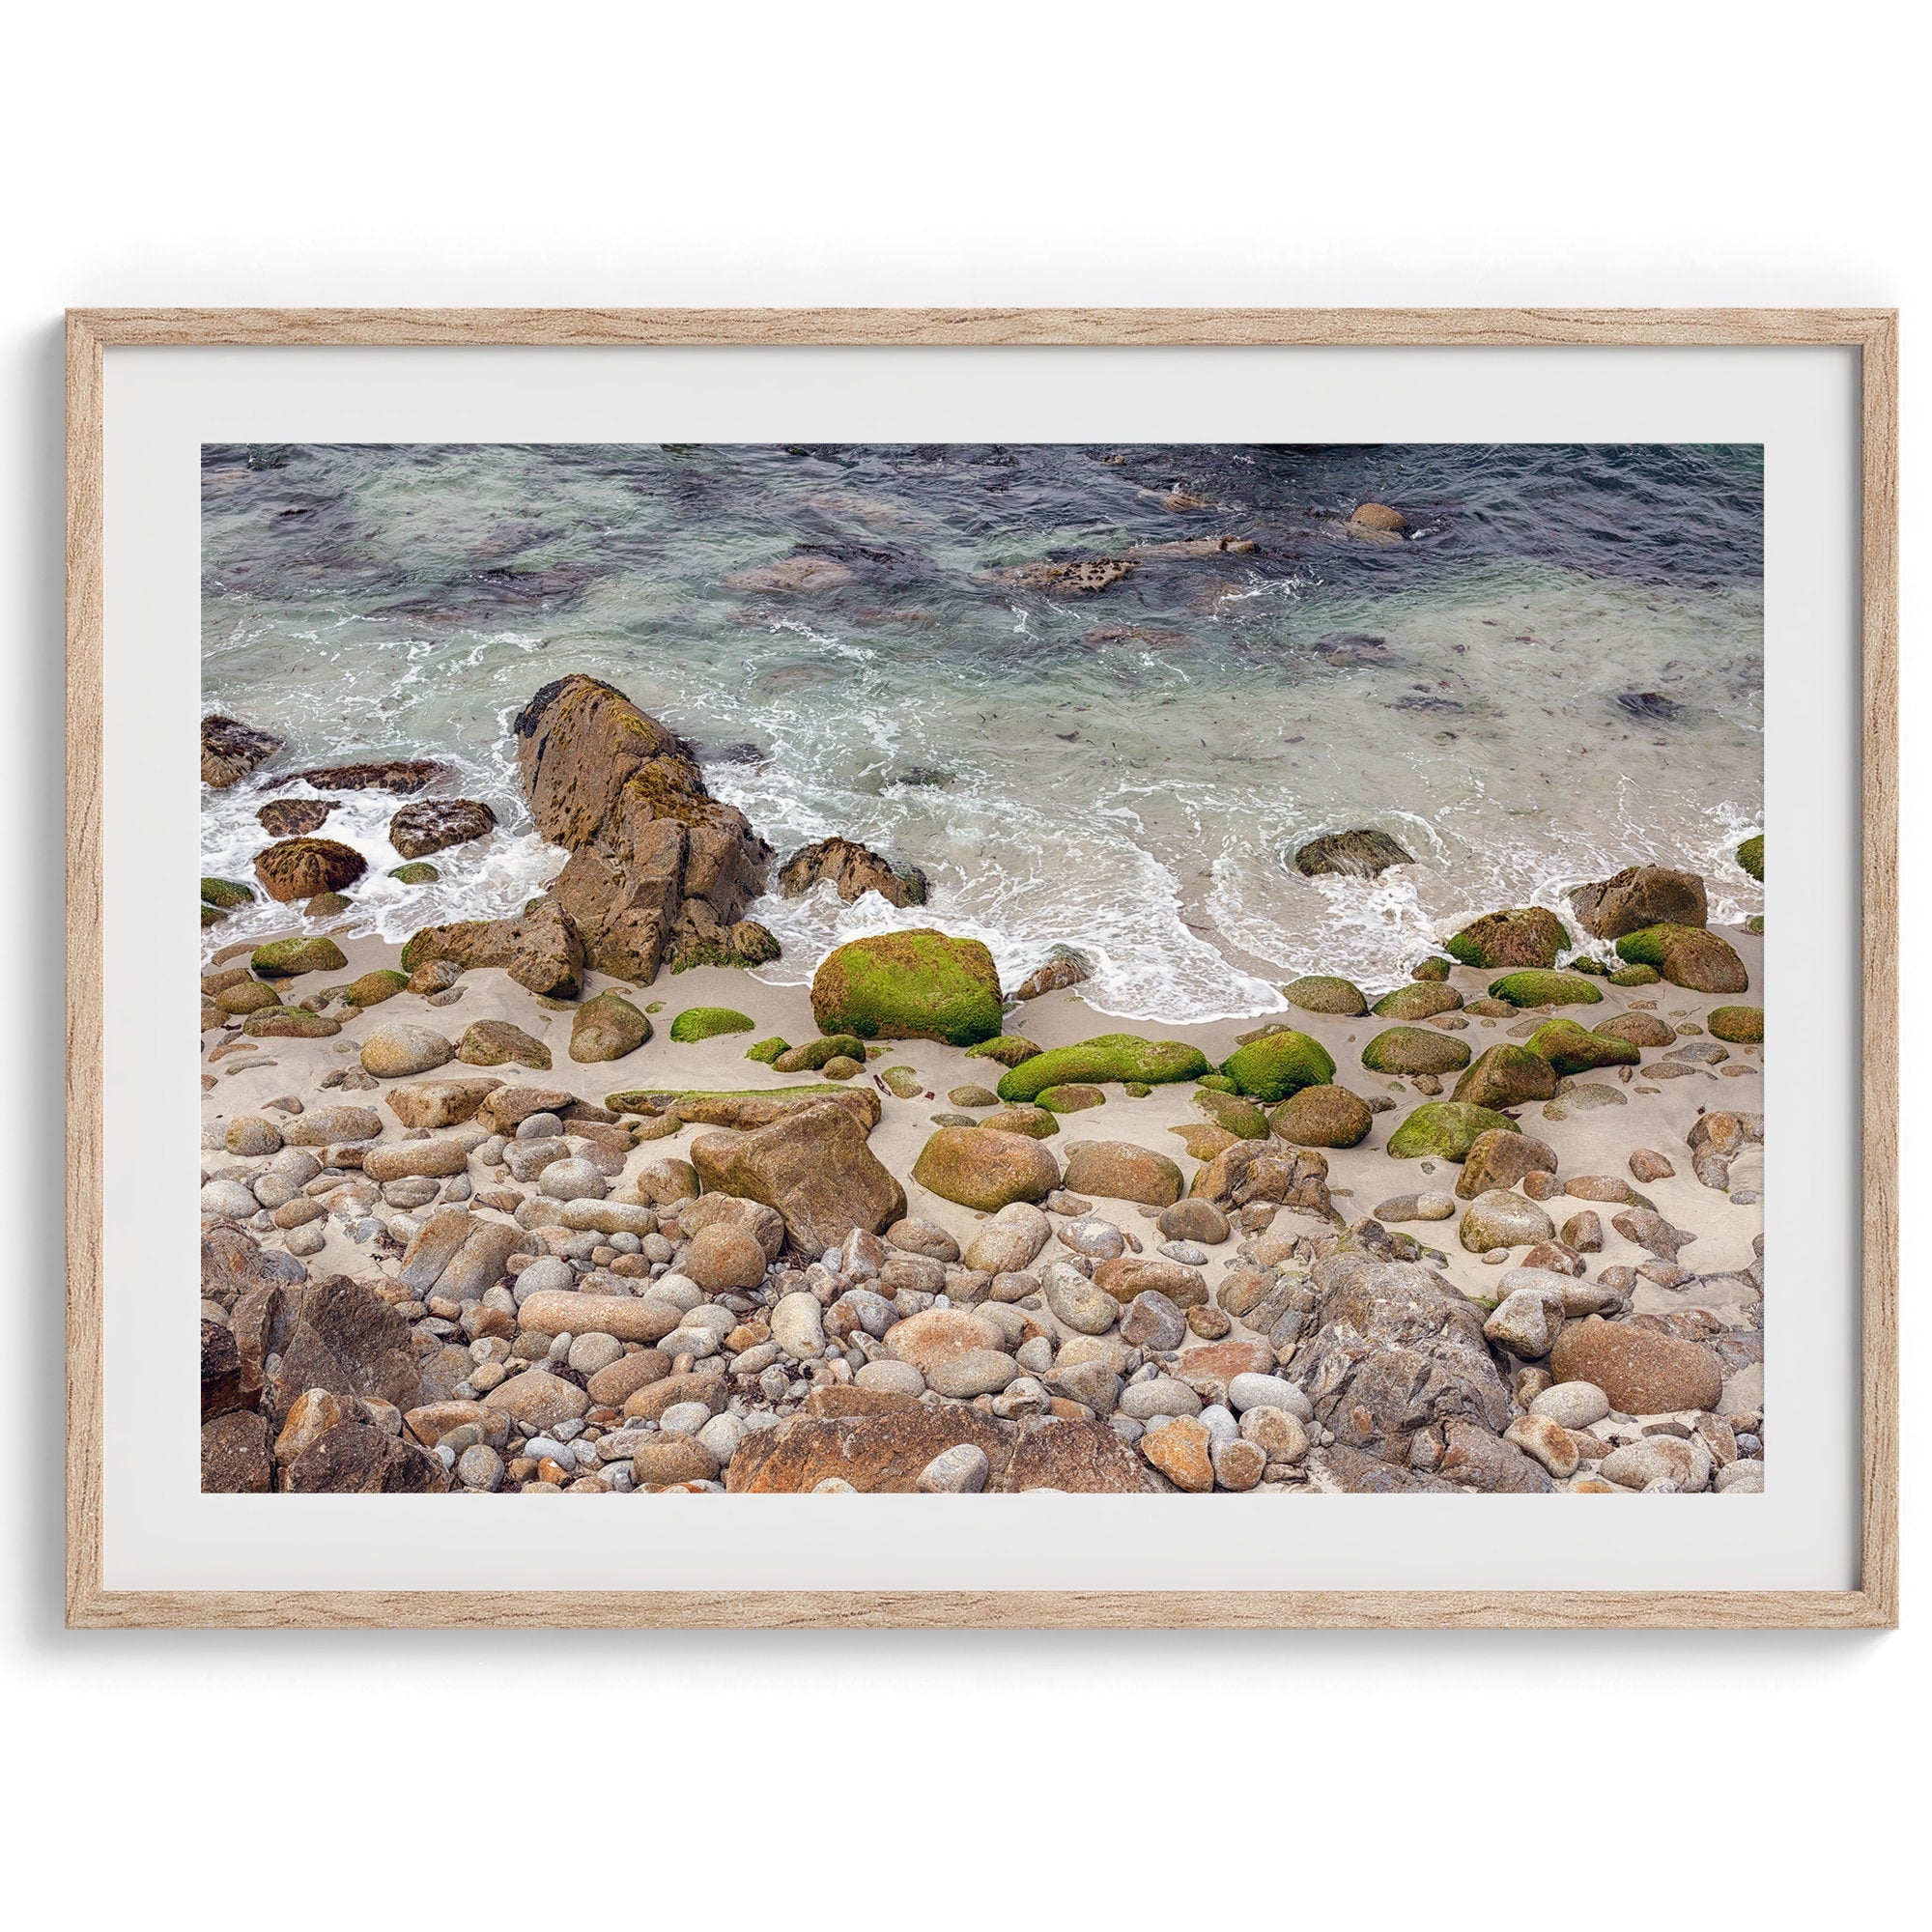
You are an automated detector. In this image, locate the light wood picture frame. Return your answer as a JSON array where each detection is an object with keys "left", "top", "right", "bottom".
[{"left": 65, "top": 306, "right": 1899, "bottom": 1630}]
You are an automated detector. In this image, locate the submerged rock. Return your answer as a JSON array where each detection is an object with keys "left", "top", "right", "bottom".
[
  {"left": 255, "top": 797, "right": 335, "bottom": 838},
  {"left": 1293, "top": 828, "right": 1414, "bottom": 877},
  {"left": 1011, "top": 948, "right": 1093, "bottom": 1001},
  {"left": 779, "top": 835, "right": 926, "bottom": 908},
  {"left": 389, "top": 797, "right": 498, "bottom": 859},
  {"left": 254, "top": 838, "right": 367, "bottom": 903},
  {"left": 201, "top": 714, "right": 285, "bottom": 788},
  {"left": 1569, "top": 864, "right": 1708, "bottom": 941}
]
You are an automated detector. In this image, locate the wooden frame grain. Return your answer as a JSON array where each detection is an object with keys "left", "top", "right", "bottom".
[{"left": 65, "top": 307, "right": 1899, "bottom": 1631}]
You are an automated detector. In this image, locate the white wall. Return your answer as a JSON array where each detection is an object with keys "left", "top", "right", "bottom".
[{"left": 3, "top": 3, "right": 1919, "bottom": 1920}]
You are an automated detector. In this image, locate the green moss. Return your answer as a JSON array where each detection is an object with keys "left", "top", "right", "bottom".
[
  {"left": 966, "top": 1035, "right": 1039, "bottom": 1068},
  {"left": 605, "top": 1082, "right": 850, "bottom": 1114},
  {"left": 1736, "top": 834, "right": 1764, "bottom": 882},
  {"left": 744, "top": 1036, "right": 789, "bottom": 1064},
  {"left": 250, "top": 936, "right": 349, "bottom": 978},
  {"left": 1122, "top": 1082, "right": 1152, "bottom": 1098},
  {"left": 1707, "top": 1005, "right": 1764, "bottom": 1044},
  {"left": 1444, "top": 907, "right": 1570, "bottom": 970},
  {"left": 1525, "top": 1018, "right": 1641, "bottom": 1073},
  {"left": 1360, "top": 1026, "right": 1473, "bottom": 1076},
  {"left": 1612, "top": 923, "right": 1697, "bottom": 967},
  {"left": 1410, "top": 956, "right": 1453, "bottom": 981},
  {"left": 1451, "top": 1042, "right": 1559, "bottom": 1109},
  {"left": 1385, "top": 1101, "right": 1519, "bottom": 1160},
  {"left": 1745, "top": 916, "right": 1764, "bottom": 935},
  {"left": 1037, "top": 1083, "right": 1105, "bottom": 1113},
  {"left": 1486, "top": 970, "right": 1604, "bottom": 1009},
  {"left": 668, "top": 1006, "right": 756, "bottom": 1043},
  {"left": 1196, "top": 1073, "right": 1238, "bottom": 1094},
  {"left": 980, "top": 1104, "right": 1059, "bottom": 1138},
  {"left": 201, "top": 903, "right": 227, "bottom": 926},
  {"left": 880, "top": 1065, "right": 925, "bottom": 1098},
  {"left": 1371, "top": 982, "right": 1463, "bottom": 1021},
  {"left": 995, "top": 1034, "right": 1213, "bottom": 1103},
  {"left": 809, "top": 928, "right": 1004, "bottom": 1046},
  {"left": 773, "top": 1035, "right": 868, "bottom": 1072},
  {"left": 1608, "top": 963, "right": 1661, "bottom": 986},
  {"left": 200, "top": 877, "right": 254, "bottom": 909},
  {"left": 387, "top": 862, "right": 440, "bottom": 885},
  {"left": 343, "top": 968, "right": 410, "bottom": 1008},
  {"left": 1218, "top": 1028, "right": 1337, "bottom": 1102},
  {"left": 1282, "top": 975, "right": 1367, "bottom": 1016},
  {"left": 1193, "top": 1088, "right": 1270, "bottom": 1140}
]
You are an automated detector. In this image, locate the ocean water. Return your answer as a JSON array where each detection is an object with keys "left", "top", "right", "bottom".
[{"left": 201, "top": 442, "right": 1764, "bottom": 1020}]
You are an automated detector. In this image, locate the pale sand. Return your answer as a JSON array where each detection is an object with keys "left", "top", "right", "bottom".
[{"left": 205, "top": 918, "right": 1763, "bottom": 1406}]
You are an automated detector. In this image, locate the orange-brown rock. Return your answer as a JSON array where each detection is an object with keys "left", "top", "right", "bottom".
[
  {"left": 389, "top": 797, "right": 497, "bottom": 859},
  {"left": 1569, "top": 864, "right": 1708, "bottom": 941},
  {"left": 401, "top": 898, "right": 584, "bottom": 1000},
  {"left": 725, "top": 1409, "right": 1158, "bottom": 1492},
  {"left": 689, "top": 1101, "right": 904, "bottom": 1255},
  {"left": 254, "top": 837, "right": 368, "bottom": 903},
  {"left": 1548, "top": 1317, "right": 1724, "bottom": 1415},
  {"left": 202, "top": 713, "right": 285, "bottom": 787}
]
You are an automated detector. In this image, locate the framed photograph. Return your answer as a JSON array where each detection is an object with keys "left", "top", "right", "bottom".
[{"left": 66, "top": 307, "right": 1897, "bottom": 1629}]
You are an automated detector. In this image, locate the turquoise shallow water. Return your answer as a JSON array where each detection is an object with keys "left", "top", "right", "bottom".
[{"left": 201, "top": 443, "right": 1763, "bottom": 1017}]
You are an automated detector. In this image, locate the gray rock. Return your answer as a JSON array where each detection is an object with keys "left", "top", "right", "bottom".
[
  {"left": 923, "top": 1350, "right": 1019, "bottom": 1398},
  {"left": 1119, "top": 1375, "right": 1202, "bottom": 1421},
  {"left": 540, "top": 1157, "right": 609, "bottom": 1202},
  {"left": 567, "top": 1332, "right": 624, "bottom": 1375},
  {"left": 961, "top": 1202, "right": 1052, "bottom": 1274},
  {"left": 1041, "top": 1261, "right": 1120, "bottom": 1336},
  {"left": 513, "top": 1257, "right": 575, "bottom": 1303},
  {"left": 200, "top": 1179, "right": 260, "bottom": 1219},
  {"left": 659, "top": 1400, "right": 713, "bottom": 1435},
  {"left": 1530, "top": 1380, "right": 1611, "bottom": 1429},
  {"left": 916, "top": 1444, "right": 990, "bottom": 1493},
  {"left": 770, "top": 1291, "right": 827, "bottom": 1359},
  {"left": 855, "top": 1359, "right": 925, "bottom": 1397},
  {"left": 1715, "top": 1458, "right": 1765, "bottom": 1492},
  {"left": 1227, "top": 1373, "right": 1312, "bottom": 1420}
]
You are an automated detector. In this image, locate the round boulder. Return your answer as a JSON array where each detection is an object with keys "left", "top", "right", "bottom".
[
  {"left": 359, "top": 1022, "right": 455, "bottom": 1079},
  {"left": 911, "top": 1126, "right": 1060, "bottom": 1212}
]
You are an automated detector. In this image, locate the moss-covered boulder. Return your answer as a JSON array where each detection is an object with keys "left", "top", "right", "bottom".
[
  {"left": 1608, "top": 963, "right": 1661, "bottom": 987},
  {"left": 201, "top": 904, "right": 227, "bottom": 926},
  {"left": 996, "top": 1035, "right": 1211, "bottom": 1103},
  {"left": 1037, "top": 1083, "right": 1104, "bottom": 1114},
  {"left": 1736, "top": 834, "right": 1764, "bottom": 882},
  {"left": 810, "top": 929, "right": 1003, "bottom": 1046},
  {"left": 572, "top": 990, "right": 652, "bottom": 1063},
  {"left": 213, "top": 979, "right": 280, "bottom": 1015},
  {"left": 250, "top": 936, "right": 349, "bottom": 978},
  {"left": 1452, "top": 1043, "right": 1558, "bottom": 1109},
  {"left": 1370, "top": 982, "right": 1463, "bottom": 1021},
  {"left": 668, "top": 1007, "right": 755, "bottom": 1043},
  {"left": 1410, "top": 955, "right": 1453, "bottom": 981},
  {"left": 387, "top": 862, "right": 440, "bottom": 885},
  {"left": 242, "top": 1008, "right": 341, "bottom": 1038},
  {"left": 964, "top": 1035, "right": 1039, "bottom": 1069},
  {"left": 1525, "top": 1018, "right": 1640, "bottom": 1073},
  {"left": 1196, "top": 1073, "right": 1238, "bottom": 1094},
  {"left": 1360, "top": 1026, "right": 1472, "bottom": 1076},
  {"left": 1283, "top": 975, "right": 1367, "bottom": 1016},
  {"left": 1194, "top": 1088, "right": 1270, "bottom": 1140},
  {"left": 1385, "top": 1101, "right": 1519, "bottom": 1160},
  {"left": 879, "top": 1065, "right": 924, "bottom": 1099},
  {"left": 1216, "top": 1029, "right": 1336, "bottom": 1103},
  {"left": 306, "top": 892, "right": 353, "bottom": 918},
  {"left": 979, "top": 1104, "right": 1059, "bottom": 1139},
  {"left": 1487, "top": 970, "right": 1604, "bottom": 1009},
  {"left": 201, "top": 877, "right": 254, "bottom": 909},
  {"left": 1707, "top": 1005, "right": 1764, "bottom": 1044},
  {"left": 343, "top": 968, "right": 409, "bottom": 1009},
  {"left": 1444, "top": 907, "right": 1569, "bottom": 970},
  {"left": 745, "top": 1036, "right": 789, "bottom": 1065},
  {"left": 773, "top": 1035, "right": 867, "bottom": 1073},
  {"left": 1269, "top": 1084, "right": 1373, "bottom": 1149},
  {"left": 911, "top": 1126, "right": 1061, "bottom": 1211},
  {"left": 1614, "top": 923, "right": 1749, "bottom": 995}
]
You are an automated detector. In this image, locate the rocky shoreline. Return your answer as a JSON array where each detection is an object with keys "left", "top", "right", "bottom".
[{"left": 200, "top": 675, "right": 1765, "bottom": 1496}]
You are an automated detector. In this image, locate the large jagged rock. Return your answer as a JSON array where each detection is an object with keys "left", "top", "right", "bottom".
[
  {"left": 1569, "top": 864, "right": 1708, "bottom": 941},
  {"left": 1286, "top": 1252, "right": 1517, "bottom": 1472},
  {"left": 515, "top": 674, "right": 775, "bottom": 981},
  {"left": 689, "top": 1100, "right": 904, "bottom": 1255},
  {"left": 1188, "top": 1140, "right": 1335, "bottom": 1218},
  {"left": 202, "top": 714, "right": 284, "bottom": 787},
  {"left": 780, "top": 836, "right": 927, "bottom": 908}
]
